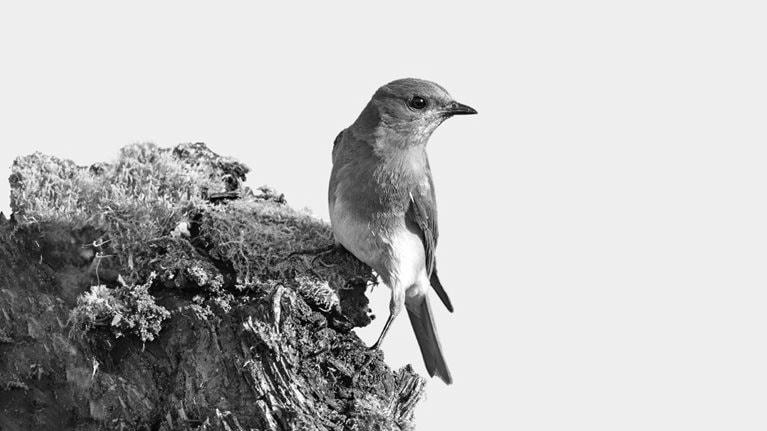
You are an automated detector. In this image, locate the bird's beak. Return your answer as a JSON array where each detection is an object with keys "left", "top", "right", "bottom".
[{"left": 443, "top": 101, "right": 478, "bottom": 116}]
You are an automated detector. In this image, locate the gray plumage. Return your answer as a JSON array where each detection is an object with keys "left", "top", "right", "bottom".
[{"left": 328, "top": 78, "right": 476, "bottom": 384}]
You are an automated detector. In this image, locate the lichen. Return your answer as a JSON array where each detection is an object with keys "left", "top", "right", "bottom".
[
  {"left": 70, "top": 273, "right": 170, "bottom": 343},
  {"left": 293, "top": 275, "right": 339, "bottom": 312}
]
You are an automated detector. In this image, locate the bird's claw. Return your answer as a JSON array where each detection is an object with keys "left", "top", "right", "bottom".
[
  {"left": 286, "top": 243, "right": 340, "bottom": 268},
  {"left": 286, "top": 243, "right": 336, "bottom": 259}
]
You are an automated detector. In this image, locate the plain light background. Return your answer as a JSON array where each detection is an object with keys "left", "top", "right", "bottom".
[{"left": 1, "top": 1, "right": 766, "bottom": 429}]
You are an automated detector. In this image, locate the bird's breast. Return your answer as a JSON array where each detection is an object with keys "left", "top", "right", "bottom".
[
  {"left": 330, "top": 196, "right": 426, "bottom": 289},
  {"left": 330, "top": 197, "right": 382, "bottom": 268},
  {"left": 328, "top": 137, "right": 430, "bottom": 287}
]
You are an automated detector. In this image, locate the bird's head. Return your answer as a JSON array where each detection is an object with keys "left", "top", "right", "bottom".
[{"left": 354, "top": 78, "right": 477, "bottom": 145}]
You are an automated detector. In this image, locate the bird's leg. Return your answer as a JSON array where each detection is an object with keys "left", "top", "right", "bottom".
[
  {"left": 369, "top": 286, "right": 405, "bottom": 350},
  {"left": 352, "top": 287, "right": 404, "bottom": 384}
]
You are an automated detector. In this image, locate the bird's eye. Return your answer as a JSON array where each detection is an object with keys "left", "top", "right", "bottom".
[{"left": 408, "top": 96, "right": 428, "bottom": 110}]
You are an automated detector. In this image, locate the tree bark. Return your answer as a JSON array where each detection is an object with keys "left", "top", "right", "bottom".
[{"left": 0, "top": 143, "right": 425, "bottom": 430}]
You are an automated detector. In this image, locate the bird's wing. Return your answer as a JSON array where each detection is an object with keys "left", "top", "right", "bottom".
[
  {"left": 407, "top": 181, "right": 454, "bottom": 312},
  {"left": 328, "top": 130, "right": 345, "bottom": 210},
  {"left": 408, "top": 188, "right": 438, "bottom": 276},
  {"left": 331, "top": 129, "right": 344, "bottom": 160}
]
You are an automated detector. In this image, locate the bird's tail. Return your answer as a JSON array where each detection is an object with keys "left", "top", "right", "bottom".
[{"left": 407, "top": 295, "right": 452, "bottom": 384}]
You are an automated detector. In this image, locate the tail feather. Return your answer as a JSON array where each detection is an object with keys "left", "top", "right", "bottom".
[{"left": 407, "top": 296, "right": 452, "bottom": 384}]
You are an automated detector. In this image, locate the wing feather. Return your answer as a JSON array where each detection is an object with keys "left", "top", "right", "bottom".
[{"left": 407, "top": 185, "right": 453, "bottom": 312}]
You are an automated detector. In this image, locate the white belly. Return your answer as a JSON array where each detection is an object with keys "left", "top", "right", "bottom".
[{"left": 330, "top": 198, "right": 428, "bottom": 292}]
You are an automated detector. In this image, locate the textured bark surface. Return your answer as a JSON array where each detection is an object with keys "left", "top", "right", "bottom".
[{"left": 0, "top": 144, "right": 425, "bottom": 430}]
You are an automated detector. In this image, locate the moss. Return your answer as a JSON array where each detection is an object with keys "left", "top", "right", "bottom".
[
  {"left": 9, "top": 142, "right": 248, "bottom": 282},
  {"left": 9, "top": 142, "right": 375, "bottom": 342},
  {"left": 199, "top": 198, "right": 333, "bottom": 286}
]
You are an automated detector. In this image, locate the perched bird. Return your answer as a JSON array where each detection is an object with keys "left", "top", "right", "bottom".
[{"left": 328, "top": 78, "right": 476, "bottom": 384}]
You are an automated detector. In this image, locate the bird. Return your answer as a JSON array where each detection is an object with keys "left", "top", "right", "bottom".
[{"left": 328, "top": 78, "right": 476, "bottom": 384}]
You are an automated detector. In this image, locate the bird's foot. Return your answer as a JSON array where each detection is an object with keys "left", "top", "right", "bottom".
[
  {"left": 286, "top": 243, "right": 336, "bottom": 258},
  {"left": 286, "top": 243, "right": 339, "bottom": 267}
]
